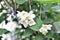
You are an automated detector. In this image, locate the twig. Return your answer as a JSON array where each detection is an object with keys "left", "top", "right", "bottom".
[
  {"left": 40, "top": 4, "right": 46, "bottom": 20},
  {"left": 3, "top": 0, "right": 15, "bottom": 13},
  {"left": 12, "top": 0, "right": 16, "bottom": 13},
  {"left": 28, "top": 0, "right": 31, "bottom": 11}
]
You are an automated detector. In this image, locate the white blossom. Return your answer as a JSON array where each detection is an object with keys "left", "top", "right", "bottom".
[
  {"left": 1, "top": 1, "right": 4, "bottom": 5},
  {"left": 39, "top": 24, "right": 52, "bottom": 35},
  {"left": 0, "top": 23, "right": 3, "bottom": 28},
  {"left": 39, "top": 27, "right": 48, "bottom": 35},
  {"left": 0, "top": 20, "right": 6, "bottom": 29},
  {"left": 17, "top": 11, "right": 29, "bottom": 20},
  {"left": 0, "top": 21, "right": 18, "bottom": 32},
  {"left": 17, "top": 11, "right": 35, "bottom": 20},
  {"left": 28, "top": 19, "right": 36, "bottom": 26},
  {"left": 42, "top": 24, "right": 52, "bottom": 30},
  {"left": 32, "top": 36, "right": 35, "bottom": 38},
  {"left": 22, "top": 36, "right": 25, "bottom": 39},
  {"left": 17, "top": 25, "right": 22, "bottom": 29},
  {"left": 6, "top": 15, "right": 12, "bottom": 21},
  {"left": 1, "top": 34, "right": 11, "bottom": 40},
  {"left": 0, "top": 12, "right": 3, "bottom": 16},
  {"left": 17, "top": 11, "right": 21, "bottom": 17},
  {"left": 19, "top": 19, "right": 28, "bottom": 28},
  {"left": 4, "top": 21, "right": 17, "bottom": 32},
  {"left": 17, "top": 11, "right": 36, "bottom": 28},
  {"left": 2, "top": 10, "right": 7, "bottom": 13},
  {"left": 29, "top": 11, "right": 35, "bottom": 19},
  {"left": 20, "top": 29, "right": 25, "bottom": 32}
]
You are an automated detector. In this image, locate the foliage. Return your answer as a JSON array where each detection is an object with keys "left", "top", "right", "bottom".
[{"left": 0, "top": 0, "right": 60, "bottom": 40}]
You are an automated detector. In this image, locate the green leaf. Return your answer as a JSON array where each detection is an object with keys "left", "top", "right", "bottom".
[
  {"left": 35, "top": 33, "right": 43, "bottom": 40},
  {"left": 0, "top": 29, "right": 8, "bottom": 35},
  {"left": 53, "top": 22, "right": 60, "bottom": 31},
  {"left": 33, "top": 0, "right": 60, "bottom": 3},
  {"left": 16, "top": 0, "right": 28, "bottom": 4},
  {"left": 23, "top": 28, "right": 34, "bottom": 37},
  {"left": 55, "top": 15, "right": 60, "bottom": 21},
  {"left": 44, "top": 31, "right": 53, "bottom": 38},
  {"left": 43, "top": 18, "right": 53, "bottom": 23},
  {"left": 0, "top": 14, "right": 6, "bottom": 23},
  {"left": 30, "top": 18, "right": 43, "bottom": 31}
]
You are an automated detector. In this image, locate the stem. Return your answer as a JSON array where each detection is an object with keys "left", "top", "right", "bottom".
[
  {"left": 12, "top": 0, "right": 16, "bottom": 13},
  {"left": 28, "top": 0, "right": 31, "bottom": 11},
  {"left": 3, "top": 0, "right": 15, "bottom": 13},
  {"left": 40, "top": 4, "right": 46, "bottom": 20}
]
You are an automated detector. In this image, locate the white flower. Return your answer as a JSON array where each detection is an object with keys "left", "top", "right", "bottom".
[
  {"left": 17, "top": 11, "right": 36, "bottom": 28},
  {"left": 17, "top": 11, "right": 21, "bottom": 17},
  {"left": 0, "top": 23, "right": 3, "bottom": 28},
  {"left": 32, "top": 36, "right": 35, "bottom": 38},
  {"left": 17, "top": 25, "right": 22, "bottom": 29},
  {"left": 39, "top": 24, "right": 52, "bottom": 35},
  {"left": 20, "top": 19, "right": 36, "bottom": 28},
  {"left": 1, "top": 1, "right": 4, "bottom": 5},
  {"left": 39, "top": 27, "right": 48, "bottom": 35},
  {"left": 17, "top": 11, "right": 35, "bottom": 20},
  {"left": 29, "top": 11, "right": 35, "bottom": 19},
  {"left": 17, "top": 11, "right": 29, "bottom": 20},
  {"left": 0, "top": 21, "right": 21, "bottom": 32},
  {"left": 42, "top": 24, "right": 52, "bottom": 30},
  {"left": 20, "top": 29, "right": 25, "bottom": 32},
  {"left": 0, "top": 12, "right": 3, "bottom": 16},
  {"left": 0, "top": 20, "right": 6, "bottom": 29},
  {"left": 28, "top": 19, "right": 36, "bottom": 26},
  {"left": 2, "top": 10, "right": 7, "bottom": 13},
  {"left": 22, "top": 36, "right": 25, "bottom": 39},
  {"left": 19, "top": 19, "right": 28, "bottom": 28},
  {"left": 3, "top": 21, "right": 17, "bottom": 32},
  {"left": 1, "top": 34, "right": 11, "bottom": 40},
  {"left": 6, "top": 15, "right": 12, "bottom": 21}
]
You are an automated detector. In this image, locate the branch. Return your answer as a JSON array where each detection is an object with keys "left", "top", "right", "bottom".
[
  {"left": 28, "top": 0, "right": 31, "bottom": 11},
  {"left": 12, "top": 0, "right": 16, "bottom": 13},
  {"left": 3, "top": 0, "right": 15, "bottom": 13}
]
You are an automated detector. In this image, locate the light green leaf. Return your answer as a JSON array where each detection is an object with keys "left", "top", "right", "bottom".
[
  {"left": 33, "top": 0, "right": 60, "bottom": 3},
  {"left": 16, "top": 0, "right": 28, "bottom": 4},
  {"left": 43, "top": 18, "right": 53, "bottom": 23},
  {"left": 30, "top": 18, "right": 43, "bottom": 31},
  {"left": 23, "top": 28, "right": 34, "bottom": 37},
  {"left": 53, "top": 22, "right": 60, "bottom": 31},
  {"left": 35, "top": 33, "right": 43, "bottom": 40},
  {"left": 55, "top": 15, "right": 60, "bottom": 21},
  {"left": 44, "top": 31, "right": 53, "bottom": 38},
  {"left": 0, "top": 29, "right": 8, "bottom": 35}
]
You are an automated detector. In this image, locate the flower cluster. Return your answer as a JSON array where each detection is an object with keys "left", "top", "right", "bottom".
[
  {"left": 0, "top": 0, "right": 54, "bottom": 40},
  {"left": 17, "top": 11, "right": 36, "bottom": 28},
  {"left": 0, "top": 20, "right": 21, "bottom": 32},
  {"left": 39, "top": 24, "right": 52, "bottom": 35},
  {"left": 0, "top": 1, "right": 22, "bottom": 32},
  {"left": 1, "top": 34, "right": 11, "bottom": 40}
]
